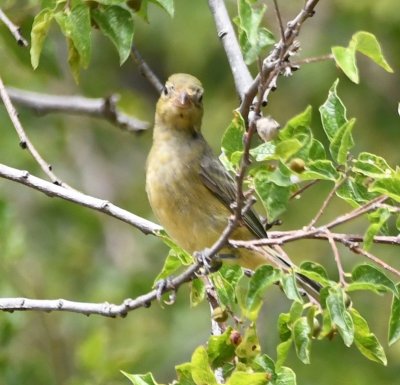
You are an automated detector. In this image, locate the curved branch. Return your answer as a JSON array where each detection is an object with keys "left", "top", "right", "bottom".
[
  {"left": 0, "top": 163, "right": 161, "bottom": 235},
  {"left": 5, "top": 87, "right": 149, "bottom": 133},
  {"left": 0, "top": 76, "right": 72, "bottom": 188}
]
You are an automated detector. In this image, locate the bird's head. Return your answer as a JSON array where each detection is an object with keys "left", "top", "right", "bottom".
[{"left": 155, "top": 73, "right": 204, "bottom": 133}]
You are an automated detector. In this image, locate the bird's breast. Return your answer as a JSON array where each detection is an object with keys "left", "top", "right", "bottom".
[{"left": 146, "top": 137, "right": 229, "bottom": 253}]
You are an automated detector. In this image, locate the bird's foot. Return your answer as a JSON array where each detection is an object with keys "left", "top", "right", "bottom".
[
  {"left": 195, "top": 249, "right": 222, "bottom": 274},
  {"left": 154, "top": 278, "right": 177, "bottom": 305}
]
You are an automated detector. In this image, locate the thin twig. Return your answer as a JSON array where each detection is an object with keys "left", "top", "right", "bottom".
[
  {"left": 0, "top": 76, "right": 71, "bottom": 187},
  {"left": 0, "top": 163, "right": 162, "bottom": 235},
  {"left": 307, "top": 177, "right": 346, "bottom": 229},
  {"left": 290, "top": 179, "right": 320, "bottom": 200},
  {"left": 6, "top": 87, "right": 149, "bottom": 133},
  {"left": 326, "top": 231, "right": 346, "bottom": 286},
  {"left": 131, "top": 44, "right": 163, "bottom": 94},
  {"left": 0, "top": 8, "right": 28, "bottom": 47},
  {"left": 239, "top": 0, "right": 321, "bottom": 118},
  {"left": 272, "top": 0, "right": 285, "bottom": 44},
  {"left": 345, "top": 241, "right": 400, "bottom": 278},
  {"left": 207, "top": 0, "right": 253, "bottom": 100},
  {"left": 292, "top": 53, "right": 334, "bottom": 66},
  {"left": 325, "top": 195, "right": 388, "bottom": 230}
]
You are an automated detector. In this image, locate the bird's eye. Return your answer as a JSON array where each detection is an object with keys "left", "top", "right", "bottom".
[
  {"left": 163, "top": 86, "right": 169, "bottom": 96},
  {"left": 197, "top": 91, "right": 203, "bottom": 103}
]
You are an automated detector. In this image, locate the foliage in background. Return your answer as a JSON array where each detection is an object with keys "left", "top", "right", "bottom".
[{"left": 0, "top": 0, "right": 399, "bottom": 385}]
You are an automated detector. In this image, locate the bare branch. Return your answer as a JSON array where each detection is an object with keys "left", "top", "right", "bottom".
[
  {"left": 6, "top": 87, "right": 149, "bottom": 133},
  {"left": 0, "top": 163, "right": 161, "bottom": 235},
  {"left": 0, "top": 262, "right": 201, "bottom": 317},
  {"left": 131, "top": 44, "right": 164, "bottom": 94},
  {"left": 345, "top": 241, "right": 400, "bottom": 278},
  {"left": 239, "top": 0, "right": 321, "bottom": 118},
  {"left": 307, "top": 177, "right": 346, "bottom": 229},
  {"left": 326, "top": 231, "right": 346, "bottom": 286},
  {"left": 292, "top": 53, "right": 334, "bottom": 66},
  {"left": 272, "top": 0, "right": 285, "bottom": 43},
  {"left": 208, "top": 0, "right": 253, "bottom": 99},
  {"left": 0, "top": 76, "right": 73, "bottom": 187},
  {"left": 0, "top": 8, "right": 28, "bottom": 47}
]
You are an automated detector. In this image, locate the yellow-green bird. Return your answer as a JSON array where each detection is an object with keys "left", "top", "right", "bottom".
[{"left": 146, "top": 73, "right": 318, "bottom": 291}]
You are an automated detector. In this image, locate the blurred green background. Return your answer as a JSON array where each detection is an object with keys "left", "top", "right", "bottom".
[{"left": 0, "top": 0, "right": 399, "bottom": 384}]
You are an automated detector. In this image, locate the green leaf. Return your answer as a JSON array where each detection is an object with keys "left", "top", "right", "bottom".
[
  {"left": 149, "top": 0, "right": 174, "bottom": 17},
  {"left": 235, "top": 0, "right": 274, "bottom": 64},
  {"left": 153, "top": 251, "right": 182, "bottom": 283},
  {"left": 191, "top": 346, "right": 218, "bottom": 385},
  {"left": 212, "top": 265, "right": 243, "bottom": 308},
  {"left": 319, "top": 80, "right": 347, "bottom": 142},
  {"left": 336, "top": 177, "right": 376, "bottom": 207},
  {"left": 237, "top": 0, "right": 266, "bottom": 45},
  {"left": 275, "top": 139, "right": 303, "bottom": 161},
  {"left": 279, "top": 106, "right": 312, "bottom": 141},
  {"left": 350, "top": 31, "right": 393, "bottom": 73},
  {"left": 276, "top": 366, "right": 297, "bottom": 385},
  {"left": 158, "top": 232, "right": 193, "bottom": 265},
  {"left": 91, "top": 5, "right": 134, "bottom": 65},
  {"left": 207, "top": 327, "right": 235, "bottom": 367},
  {"left": 226, "top": 371, "right": 269, "bottom": 385},
  {"left": 308, "top": 139, "right": 326, "bottom": 160},
  {"left": 299, "top": 261, "right": 331, "bottom": 286},
  {"left": 66, "top": 38, "right": 81, "bottom": 83},
  {"left": 289, "top": 301, "right": 304, "bottom": 323},
  {"left": 175, "top": 362, "right": 196, "bottom": 385},
  {"left": 235, "top": 324, "right": 260, "bottom": 360},
  {"left": 30, "top": 8, "right": 54, "bottom": 68},
  {"left": 329, "top": 118, "right": 355, "bottom": 164},
  {"left": 254, "top": 175, "right": 291, "bottom": 222},
  {"left": 350, "top": 308, "right": 387, "bottom": 365},
  {"left": 371, "top": 176, "right": 400, "bottom": 202},
  {"left": 277, "top": 312, "right": 291, "bottom": 342},
  {"left": 326, "top": 288, "right": 354, "bottom": 346},
  {"left": 281, "top": 273, "right": 304, "bottom": 303},
  {"left": 241, "top": 265, "right": 281, "bottom": 320},
  {"left": 293, "top": 317, "right": 312, "bottom": 364},
  {"left": 352, "top": 152, "right": 393, "bottom": 179},
  {"left": 302, "top": 159, "right": 339, "bottom": 181},
  {"left": 332, "top": 31, "right": 393, "bottom": 83},
  {"left": 222, "top": 113, "right": 245, "bottom": 163},
  {"left": 276, "top": 340, "right": 292, "bottom": 370},
  {"left": 190, "top": 278, "right": 205, "bottom": 307},
  {"left": 252, "top": 354, "right": 275, "bottom": 373},
  {"left": 389, "top": 284, "right": 400, "bottom": 345},
  {"left": 250, "top": 142, "right": 276, "bottom": 161},
  {"left": 332, "top": 46, "right": 359, "bottom": 83},
  {"left": 349, "top": 264, "right": 398, "bottom": 296},
  {"left": 122, "top": 371, "right": 159, "bottom": 385},
  {"left": 364, "top": 208, "right": 391, "bottom": 250}
]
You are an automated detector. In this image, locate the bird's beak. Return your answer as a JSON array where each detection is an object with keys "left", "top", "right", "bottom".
[{"left": 173, "top": 91, "right": 191, "bottom": 108}]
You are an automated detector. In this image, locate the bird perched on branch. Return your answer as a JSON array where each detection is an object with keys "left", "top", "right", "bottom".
[{"left": 146, "top": 73, "right": 319, "bottom": 293}]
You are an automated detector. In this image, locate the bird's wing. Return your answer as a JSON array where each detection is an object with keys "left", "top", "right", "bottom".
[{"left": 199, "top": 148, "right": 267, "bottom": 239}]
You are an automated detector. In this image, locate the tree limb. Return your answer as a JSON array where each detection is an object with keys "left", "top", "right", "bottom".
[
  {"left": 5, "top": 87, "right": 149, "bottom": 133},
  {"left": 0, "top": 163, "right": 161, "bottom": 235},
  {"left": 131, "top": 44, "right": 163, "bottom": 94},
  {"left": 208, "top": 0, "right": 253, "bottom": 99},
  {"left": 0, "top": 8, "right": 28, "bottom": 46}
]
